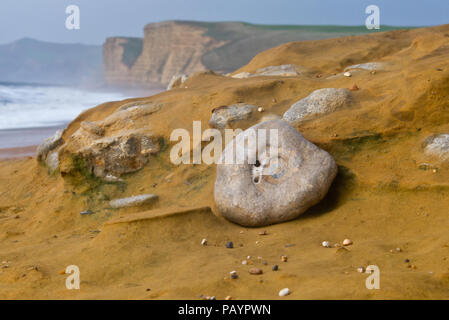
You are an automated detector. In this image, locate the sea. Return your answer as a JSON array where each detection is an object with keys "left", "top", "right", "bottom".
[{"left": 0, "top": 81, "right": 135, "bottom": 150}]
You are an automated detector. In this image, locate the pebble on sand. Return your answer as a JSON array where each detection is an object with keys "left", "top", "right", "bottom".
[
  {"left": 279, "top": 288, "right": 291, "bottom": 297},
  {"left": 357, "top": 266, "right": 365, "bottom": 273},
  {"left": 281, "top": 255, "right": 288, "bottom": 262},
  {"left": 225, "top": 296, "right": 232, "bottom": 300},
  {"left": 109, "top": 194, "right": 158, "bottom": 209},
  {"left": 272, "top": 265, "right": 279, "bottom": 271},
  {"left": 226, "top": 241, "right": 234, "bottom": 248},
  {"left": 342, "top": 239, "right": 353, "bottom": 246},
  {"left": 249, "top": 267, "right": 263, "bottom": 275},
  {"left": 343, "top": 72, "right": 352, "bottom": 77},
  {"left": 322, "top": 241, "right": 331, "bottom": 248},
  {"left": 258, "top": 230, "right": 267, "bottom": 235},
  {"left": 201, "top": 238, "right": 207, "bottom": 246},
  {"left": 242, "top": 260, "right": 248, "bottom": 265}
]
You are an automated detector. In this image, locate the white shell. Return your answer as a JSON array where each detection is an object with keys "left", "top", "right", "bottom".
[
  {"left": 342, "top": 239, "right": 353, "bottom": 246},
  {"left": 343, "top": 71, "right": 352, "bottom": 77},
  {"left": 201, "top": 238, "right": 207, "bottom": 246},
  {"left": 322, "top": 241, "right": 331, "bottom": 248},
  {"left": 279, "top": 288, "right": 291, "bottom": 297}
]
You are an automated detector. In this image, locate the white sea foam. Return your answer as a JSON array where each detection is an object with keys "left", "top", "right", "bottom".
[{"left": 0, "top": 83, "right": 128, "bottom": 130}]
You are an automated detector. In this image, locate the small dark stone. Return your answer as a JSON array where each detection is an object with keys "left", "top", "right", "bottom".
[
  {"left": 146, "top": 288, "right": 151, "bottom": 292},
  {"left": 226, "top": 241, "right": 234, "bottom": 249},
  {"left": 80, "top": 210, "right": 95, "bottom": 215},
  {"left": 231, "top": 274, "right": 238, "bottom": 279},
  {"left": 405, "top": 259, "right": 410, "bottom": 263},
  {"left": 272, "top": 265, "right": 279, "bottom": 271}
]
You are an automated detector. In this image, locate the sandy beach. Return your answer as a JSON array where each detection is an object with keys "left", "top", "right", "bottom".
[{"left": 0, "top": 125, "right": 63, "bottom": 159}]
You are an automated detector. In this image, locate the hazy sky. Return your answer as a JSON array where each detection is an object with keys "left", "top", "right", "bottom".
[{"left": 1, "top": 0, "right": 448, "bottom": 45}]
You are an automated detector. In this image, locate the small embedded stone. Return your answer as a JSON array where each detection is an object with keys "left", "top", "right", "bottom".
[
  {"left": 279, "top": 288, "right": 290, "bottom": 297},
  {"left": 249, "top": 267, "right": 263, "bottom": 275},
  {"left": 322, "top": 241, "right": 331, "bottom": 248}
]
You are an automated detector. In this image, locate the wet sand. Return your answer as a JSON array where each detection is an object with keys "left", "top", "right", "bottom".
[
  {"left": 0, "top": 125, "right": 63, "bottom": 150},
  {"left": 0, "top": 145, "right": 36, "bottom": 159},
  {"left": 0, "top": 126, "right": 63, "bottom": 159}
]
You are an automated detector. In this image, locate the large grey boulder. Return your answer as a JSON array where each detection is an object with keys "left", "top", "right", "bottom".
[
  {"left": 283, "top": 88, "right": 351, "bottom": 126},
  {"left": 209, "top": 103, "right": 256, "bottom": 129},
  {"left": 424, "top": 134, "right": 449, "bottom": 160},
  {"left": 214, "top": 119, "right": 337, "bottom": 227}
]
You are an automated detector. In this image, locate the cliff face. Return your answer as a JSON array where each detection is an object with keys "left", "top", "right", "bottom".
[
  {"left": 103, "top": 21, "right": 411, "bottom": 87},
  {"left": 103, "top": 37, "right": 138, "bottom": 86},
  {"left": 103, "top": 21, "right": 225, "bottom": 86}
]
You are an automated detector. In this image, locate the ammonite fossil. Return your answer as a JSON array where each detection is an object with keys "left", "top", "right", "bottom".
[{"left": 214, "top": 119, "right": 337, "bottom": 227}]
